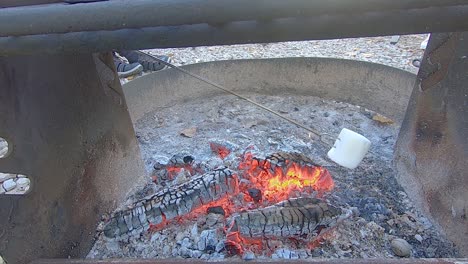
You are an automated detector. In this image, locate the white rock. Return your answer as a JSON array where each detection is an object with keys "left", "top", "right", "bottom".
[
  {"left": 414, "top": 234, "right": 423, "bottom": 242},
  {"left": 2, "top": 179, "right": 16, "bottom": 192},
  {"left": 391, "top": 238, "right": 412, "bottom": 257},
  {"left": 0, "top": 254, "right": 5, "bottom": 264}
]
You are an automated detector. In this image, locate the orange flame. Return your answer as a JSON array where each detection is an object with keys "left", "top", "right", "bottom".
[{"left": 238, "top": 152, "right": 334, "bottom": 202}]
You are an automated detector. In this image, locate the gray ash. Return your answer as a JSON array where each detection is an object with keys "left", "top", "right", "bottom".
[{"left": 87, "top": 94, "right": 458, "bottom": 260}]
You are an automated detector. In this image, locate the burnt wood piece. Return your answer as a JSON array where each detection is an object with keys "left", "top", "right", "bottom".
[
  {"left": 230, "top": 197, "right": 341, "bottom": 238},
  {"left": 265, "top": 152, "right": 319, "bottom": 167},
  {"left": 103, "top": 167, "right": 236, "bottom": 238}
]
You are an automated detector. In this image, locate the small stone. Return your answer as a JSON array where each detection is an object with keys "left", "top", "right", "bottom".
[
  {"left": 2, "top": 179, "right": 16, "bottom": 192},
  {"left": 180, "top": 127, "right": 197, "bottom": 138},
  {"left": 323, "top": 112, "right": 330, "bottom": 117},
  {"left": 242, "top": 250, "right": 255, "bottom": 260},
  {"left": 414, "top": 234, "right": 423, "bottom": 242},
  {"left": 391, "top": 238, "right": 412, "bottom": 257}
]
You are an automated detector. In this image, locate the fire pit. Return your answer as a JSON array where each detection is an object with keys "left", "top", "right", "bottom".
[{"left": 87, "top": 58, "right": 459, "bottom": 260}]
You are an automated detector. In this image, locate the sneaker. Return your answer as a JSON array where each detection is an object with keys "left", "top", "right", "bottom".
[
  {"left": 114, "top": 57, "right": 143, "bottom": 78},
  {"left": 118, "top": 50, "right": 172, "bottom": 72},
  {"left": 412, "top": 59, "right": 421, "bottom": 68}
]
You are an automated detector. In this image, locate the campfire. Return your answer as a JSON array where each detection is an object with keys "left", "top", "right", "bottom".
[
  {"left": 102, "top": 150, "right": 339, "bottom": 256},
  {"left": 89, "top": 93, "right": 458, "bottom": 260}
]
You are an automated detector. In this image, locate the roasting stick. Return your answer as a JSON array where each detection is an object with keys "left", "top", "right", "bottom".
[
  {"left": 150, "top": 56, "right": 326, "bottom": 142},
  {"left": 148, "top": 55, "right": 372, "bottom": 169}
]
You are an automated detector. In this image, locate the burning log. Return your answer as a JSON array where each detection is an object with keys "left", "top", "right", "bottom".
[
  {"left": 239, "top": 152, "right": 335, "bottom": 202},
  {"left": 229, "top": 197, "right": 341, "bottom": 238},
  {"left": 103, "top": 167, "right": 237, "bottom": 238}
]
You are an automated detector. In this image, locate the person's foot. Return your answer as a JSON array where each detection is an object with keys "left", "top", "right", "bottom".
[
  {"left": 412, "top": 59, "right": 421, "bottom": 68},
  {"left": 118, "top": 50, "right": 172, "bottom": 71},
  {"left": 114, "top": 57, "right": 143, "bottom": 78}
]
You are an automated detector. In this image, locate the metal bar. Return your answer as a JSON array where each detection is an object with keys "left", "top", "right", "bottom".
[
  {"left": 2, "top": 5, "right": 468, "bottom": 55},
  {"left": 1, "top": 0, "right": 467, "bottom": 38},
  {"left": 30, "top": 258, "right": 468, "bottom": 264}
]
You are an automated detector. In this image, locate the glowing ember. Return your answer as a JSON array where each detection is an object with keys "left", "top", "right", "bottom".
[
  {"left": 210, "top": 142, "right": 231, "bottom": 159},
  {"left": 238, "top": 152, "right": 334, "bottom": 202},
  {"left": 106, "top": 149, "right": 336, "bottom": 257}
]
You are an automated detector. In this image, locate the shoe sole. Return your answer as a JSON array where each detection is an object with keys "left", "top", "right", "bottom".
[{"left": 118, "top": 64, "right": 143, "bottom": 78}]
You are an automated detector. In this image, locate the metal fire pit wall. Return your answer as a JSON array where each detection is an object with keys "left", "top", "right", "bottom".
[
  {"left": 122, "top": 58, "right": 416, "bottom": 125},
  {"left": 395, "top": 33, "right": 468, "bottom": 255},
  {"left": 0, "top": 53, "right": 146, "bottom": 264}
]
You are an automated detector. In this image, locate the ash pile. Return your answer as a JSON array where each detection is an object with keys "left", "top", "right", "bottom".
[{"left": 88, "top": 94, "right": 458, "bottom": 260}]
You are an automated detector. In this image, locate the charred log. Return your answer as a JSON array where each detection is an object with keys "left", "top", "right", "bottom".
[
  {"left": 103, "top": 167, "right": 236, "bottom": 238},
  {"left": 229, "top": 197, "right": 341, "bottom": 238}
]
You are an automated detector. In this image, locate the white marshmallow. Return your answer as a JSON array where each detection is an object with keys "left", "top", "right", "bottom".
[{"left": 327, "top": 128, "right": 371, "bottom": 169}]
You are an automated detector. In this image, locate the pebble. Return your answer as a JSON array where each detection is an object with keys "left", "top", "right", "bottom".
[
  {"left": 391, "top": 238, "right": 412, "bottom": 257},
  {"left": 242, "top": 250, "right": 255, "bottom": 260},
  {"left": 414, "top": 234, "right": 423, "bottom": 242},
  {"left": 2, "top": 179, "right": 16, "bottom": 192}
]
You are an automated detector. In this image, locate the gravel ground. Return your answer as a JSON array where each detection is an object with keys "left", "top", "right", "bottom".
[{"left": 146, "top": 34, "right": 426, "bottom": 73}]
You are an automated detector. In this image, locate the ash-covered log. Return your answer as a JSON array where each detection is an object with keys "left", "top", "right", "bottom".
[
  {"left": 229, "top": 197, "right": 341, "bottom": 238},
  {"left": 103, "top": 167, "right": 237, "bottom": 238}
]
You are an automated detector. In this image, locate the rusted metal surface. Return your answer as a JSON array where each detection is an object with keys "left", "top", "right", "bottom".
[
  {"left": 1, "top": 0, "right": 467, "bottom": 37},
  {"left": 395, "top": 32, "right": 468, "bottom": 255},
  {"left": 418, "top": 33, "right": 460, "bottom": 91},
  {"left": 0, "top": 53, "right": 146, "bottom": 264},
  {"left": 30, "top": 258, "right": 468, "bottom": 264},
  {"left": 1, "top": 4, "right": 468, "bottom": 55}
]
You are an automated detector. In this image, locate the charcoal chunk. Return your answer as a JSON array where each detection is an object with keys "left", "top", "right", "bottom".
[
  {"left": 207, "top": 206, "right": 226, "bottom": 216},
  {"left": 248, "top": 188, "right": 262, "bottom": 202}
]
